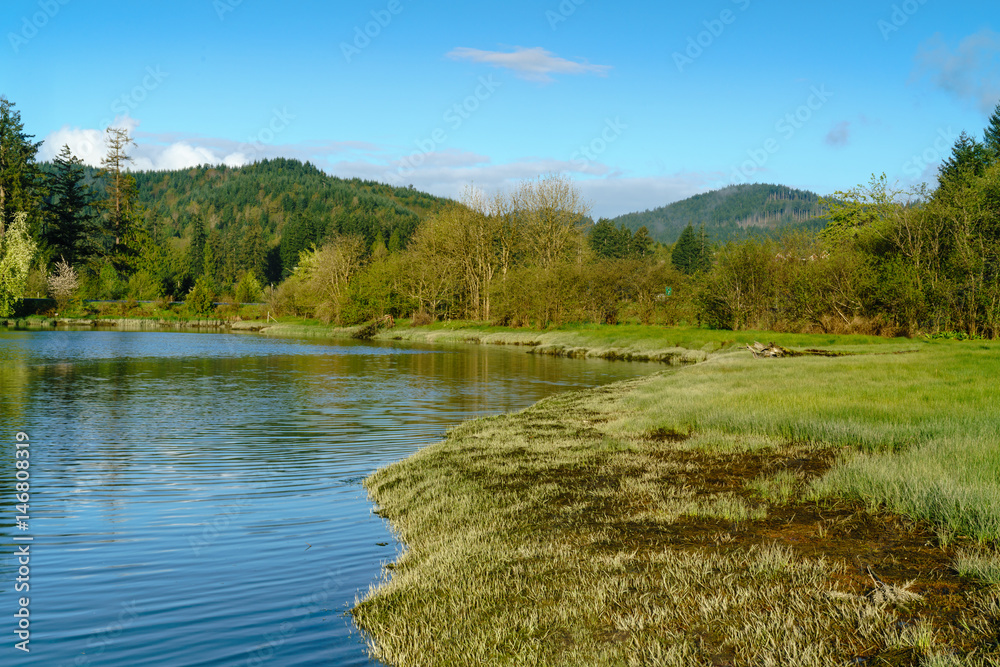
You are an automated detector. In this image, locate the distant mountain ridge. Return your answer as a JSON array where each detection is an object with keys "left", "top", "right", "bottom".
[{"left": 613, "top": 183, "right": 828, "bottom": 244}]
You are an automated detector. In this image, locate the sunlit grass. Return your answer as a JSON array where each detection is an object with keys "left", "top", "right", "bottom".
[{"left": 354, "top": 332, "right": 1000, "bottom": 664}]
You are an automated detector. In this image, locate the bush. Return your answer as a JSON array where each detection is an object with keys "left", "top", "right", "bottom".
[
  {"left": 187, "top": 276, "right": 215, "bottom": 315},
  {"left": 233, "top": 272, "right": 264, "bottom": 305},
  {"left": 47, "top": 259, "right": 79, "bottom": 311},
  {"left": 127, "top": 270, "right": 163, "bottom": 301}
]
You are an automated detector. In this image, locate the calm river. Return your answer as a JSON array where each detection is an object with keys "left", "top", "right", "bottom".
[{"left": 0, "top": 330, "right": 660, "bottom": 666}]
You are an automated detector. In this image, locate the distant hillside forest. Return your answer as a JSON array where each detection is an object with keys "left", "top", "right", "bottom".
[
  {"left": 131, "top": 159, "right": 452, "bottom": 284},
  {"left": 613, "top": 183, "right": 828, "bottom": 244}
]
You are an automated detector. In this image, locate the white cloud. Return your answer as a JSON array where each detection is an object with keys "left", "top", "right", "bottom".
[
  {"left": 38, "top": 126, "right": 106, "bottom": 166},
  {"left": 912, "top": 29, "right": 1000, "bottom": 112},
  {"left": 38, "top": 116, "right": 377, "bottom": 173},
  {"left": 447, "top": 46, "right": 612, "bottom": 83}
]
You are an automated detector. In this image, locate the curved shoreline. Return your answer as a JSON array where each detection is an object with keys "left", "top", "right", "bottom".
[{"left": 349, "top": 334, "right": 1000, "bottom": 665}]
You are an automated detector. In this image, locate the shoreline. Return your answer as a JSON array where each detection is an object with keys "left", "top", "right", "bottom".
[{"left": 348, "top": 333, "right": 1000, "bottom": 665}]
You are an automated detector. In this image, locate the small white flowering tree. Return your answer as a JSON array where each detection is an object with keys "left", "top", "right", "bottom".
[
  {"left": 47, "top": 257, "right": 79, "bottom": 311},
  {"left": 0, "top": 212, "right": 37, "bottom": 317}
]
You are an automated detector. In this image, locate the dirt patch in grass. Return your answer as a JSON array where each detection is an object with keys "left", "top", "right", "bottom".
[{"left": 468, "top": 440, "right": 998, "bottom": 663}]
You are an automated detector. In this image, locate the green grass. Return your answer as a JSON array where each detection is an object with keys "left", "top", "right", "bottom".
[{"left": 353, "top": 336, "right": 1000, "bottom": 665}]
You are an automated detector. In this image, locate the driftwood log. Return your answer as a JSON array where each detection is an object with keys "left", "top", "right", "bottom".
[{"left": 746, "top": 341, "right": 792, "bottom": 359}]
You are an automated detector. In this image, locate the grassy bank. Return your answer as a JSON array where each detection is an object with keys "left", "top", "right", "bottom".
[
  {"left": 353, "top": 338, "right": 1000, "bottom": 666},
  {"left": 373, "top": 321, "right": 916, "bottom": 362}
]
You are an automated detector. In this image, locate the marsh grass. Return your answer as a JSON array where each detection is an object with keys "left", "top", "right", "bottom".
[
  {"left": 354, "top": 334, "right": 1000, "bottom": 665},
  {"left": 955, "top": 550, "right": 1000, "bottom": 587},
  {"left": 749, "top": 469, "right": 801, "bottom": 504}
]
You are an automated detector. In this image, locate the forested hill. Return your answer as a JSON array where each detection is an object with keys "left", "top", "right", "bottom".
[
  {"left": 130, "top": 158, "right": 453, "bottom": 279},
  {"left": 613, "top": 184, "right": 828, "bottom": 244}
]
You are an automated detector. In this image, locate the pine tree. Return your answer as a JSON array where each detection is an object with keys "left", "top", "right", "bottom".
[
  {"left": 187, "top": 215, "right": 207, "bottom": 279},
  {"left": 694, "top": 225, "right": 712, "bottom": 273},
  {"left": 984, "top": 102, "right": 1000, "bottom": 158},
  {"left": 46, "top": 145, "right": 96, "bottom": 265},
  {"left": 388, "top": 228, "right": 402, "bottom": 254},
  {"left": 939, "top": 132, "right": 991, "bottom": 188},
  {"left": 671, "top": 224, "right": 711, "bottom": 274},
  {"left": 0, "top": 97, "right": 44, "bottom": 239},
  {"left": 97, "top": 127, "right": 144, "bottom": 272},
  {"left": 628, "top": 226, "right": 653, "bottom": 259},
  {"left": 671, "top": 224, "right": 697, "bottom": 274},
  {"left": 242, "top": 222, "right": 267, "bottom": 281},
  {"left": 588, "top": 219, "right": 632, "bottom": 259}
]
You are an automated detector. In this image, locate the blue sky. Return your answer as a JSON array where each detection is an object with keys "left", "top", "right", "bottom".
[{"left": 2, "top": 0, "right": 998, "bottom": 217}]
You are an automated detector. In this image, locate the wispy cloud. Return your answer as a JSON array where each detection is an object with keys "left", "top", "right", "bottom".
[
  {"left": 825, "top": 121, "right": 851, "bottom": 148},
  {"left": 447, "top": 46, "right": 611, "bottom": 83},
  {"left": 329, "top": 151, "right": 711, "bottom": 218},
  {"left": 911, "top": 29, "right": 1000, "bottom": 113}
]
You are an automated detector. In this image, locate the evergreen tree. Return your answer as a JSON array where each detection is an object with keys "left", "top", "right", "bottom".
[
  {"left": 0, "top": 97, "right": 45, "bottom": 239},
  {"left": 628, "top": 226, "right": 653, "bottom": 259},
  {"left": 671, "top": 223, "right": 711, "bottom": 274},
  {"left": 46, "top": 145, "right": 96, "bottom": 265},
  {"left": 242, "top": 222, "right": 267, "bottom": 281},
  {"left": 203, "top": 229, "right": 221, "bottom": 287},
  {"left": 671, "top": 224, "right": 697, "bottom": 274},
  {"left": 388, "top": 228, "right": 402, "bottom": 254},
  {"left": 97, "top": 127, "right": 144, "bottom": 272},
  {"left": 187, "top": 215, "right": 207, "bottom": 279},
  {"left": 984, "top": 102, "right": 1000, "bottom": 158},
  {"left": 939, "top": 132, "right": 991, "bottom": 187},
  {"left": 588, "top": 218, "right": 631, "bottom": 258}
]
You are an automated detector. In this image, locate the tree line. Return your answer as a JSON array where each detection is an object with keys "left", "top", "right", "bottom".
[
  {"left": 0, "top": 95, "right": 450, "bottom": 315},
  {"left": 3, "top": 91, "right": 1000, "bottom": 338}
]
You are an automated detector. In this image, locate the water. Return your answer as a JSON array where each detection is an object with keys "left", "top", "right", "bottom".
[{"left": 0, "top": 330, "right": 661, "bottom": 666}]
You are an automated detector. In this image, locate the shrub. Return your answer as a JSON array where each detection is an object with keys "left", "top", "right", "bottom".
[
  {"left": 47, "top": 258, "right": 79, "bottom": 311},
  {"left": 233, "top": 272, "right": 264, "bottom": 305},
  {"left": 187, "top": 276, "right": 215, "bottom": 315}
]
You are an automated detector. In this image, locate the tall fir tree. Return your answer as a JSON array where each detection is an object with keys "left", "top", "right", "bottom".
[
  {"left": 242, "top": 222, "right": 267, "bottom": 281},
  {"left": 0, "top": 97, "right": 45, "bottom": 239},
  {"left": 984, "top": 102, "right": 1000, "bottom": 158},
  {"left": 187, "top": 215, "right": 207, "bottom": 280},
  {"left": 628, "top": 226, "right": 653, "bottom": 259},
  {"left": 671, "top": 223, "right": 711, "bottom": 274},
  {"left": 46, "top": 145, "right": 97, "bottom": 265},
  {"left": 97, "top": 127, "right": 143, "bottom": 272},
  {"left": 939, "top": 131, "right": 991, "bottom": 188}
]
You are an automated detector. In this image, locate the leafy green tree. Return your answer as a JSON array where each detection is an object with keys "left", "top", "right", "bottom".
[
  {"left": 0, "top": 212, "right": 36, "bottom": 316},
  {"left": 821, "top": 173, "right": 905, "bottom": 245}
]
